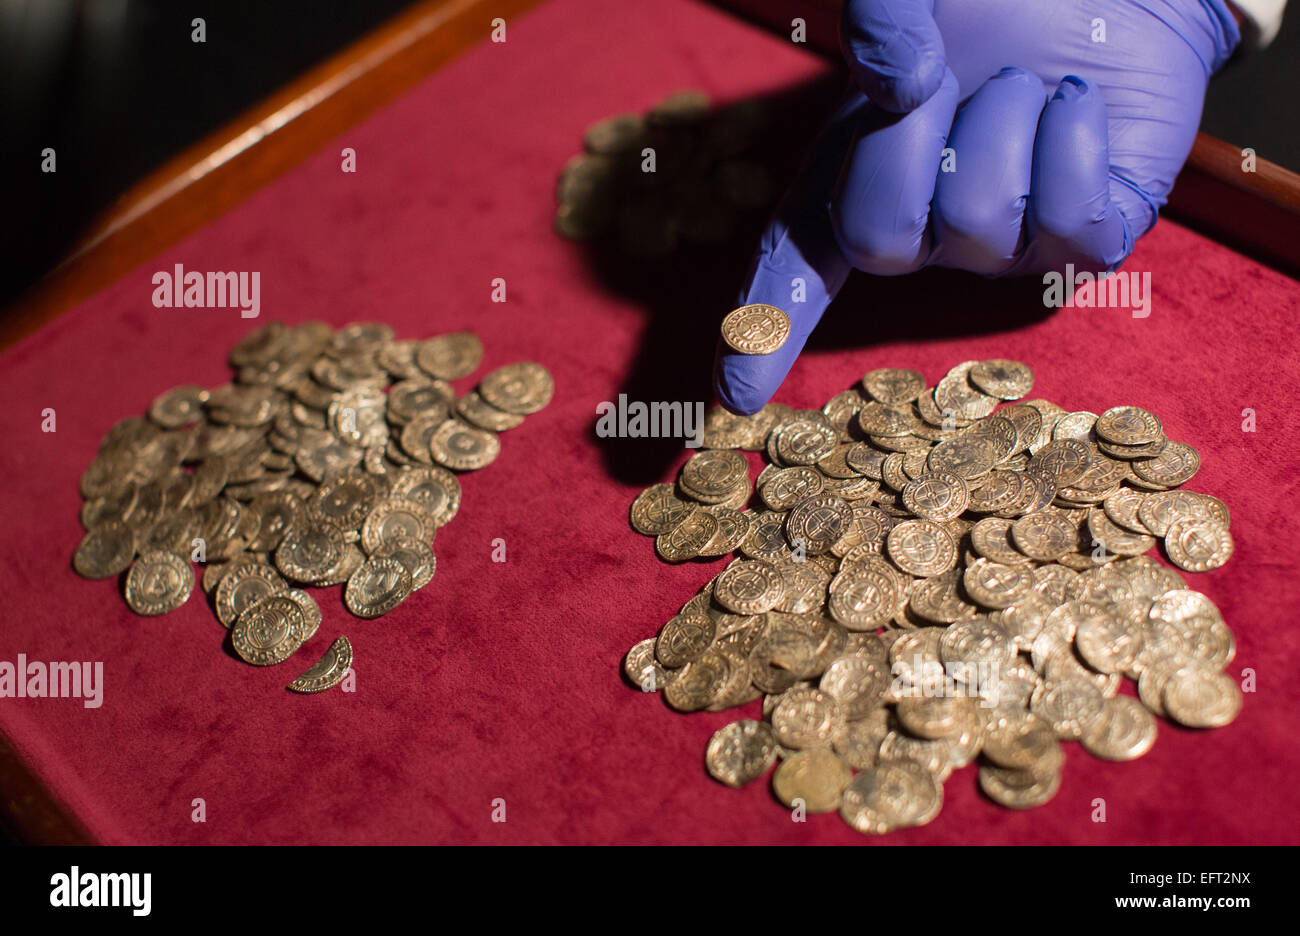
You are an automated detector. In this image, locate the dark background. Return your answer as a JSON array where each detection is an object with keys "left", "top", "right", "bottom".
[{"left": 0, "top": 0, "right": 1297, "bottom": 310}]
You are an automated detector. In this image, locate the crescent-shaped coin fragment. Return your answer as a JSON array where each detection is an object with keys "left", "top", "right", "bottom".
[{"left": 287, "top": 636, "right": 354, "bottom": 694}]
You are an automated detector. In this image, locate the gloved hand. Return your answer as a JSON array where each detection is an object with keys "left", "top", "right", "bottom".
[{"left": 715, "top": 0, "right": 1240, "bottom": 414}]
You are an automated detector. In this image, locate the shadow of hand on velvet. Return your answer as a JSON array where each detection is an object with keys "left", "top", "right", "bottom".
[{"left": 562, "top": 75, "right": 1053, "bottom": 488}]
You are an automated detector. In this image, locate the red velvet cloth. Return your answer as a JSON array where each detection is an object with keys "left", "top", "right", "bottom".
[{"left": 2, "top": 0, "right": 1298, "bottom": 844}]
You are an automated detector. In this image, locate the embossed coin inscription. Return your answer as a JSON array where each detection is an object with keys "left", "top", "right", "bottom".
[
  {"left": 232, "top": 595, "right": 306, "bottom": 666},
  {"left": 705, "top": 720, "right": 778, "bottom": 787},
  {"left": 622, "top": 356, "right": 1239, "bottom": 837},
  {"left": 862, "top": 368, "right": 925, "bottom": 405},
  {"left": 887, "top": 520, "right": 957, "bottom": 576},
  {"left": 479, "top": 362, "right": 555, "bottom": 415},
  {"left": 345, "top": 556, "right": 413, "bottom": 619},
  {"left": 720, "top": 304, "right": 792, "bottom": 355},
  {"left": 125, "top": 551, "right": 195, "bottom": 616},
  {"left": 288, "top": 636, "right": 354, "bottom": 693}
]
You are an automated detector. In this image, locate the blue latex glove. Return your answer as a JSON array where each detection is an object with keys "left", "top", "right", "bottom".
[{"left": 715, "top": 0, "right": 1240, "bottom": 414}]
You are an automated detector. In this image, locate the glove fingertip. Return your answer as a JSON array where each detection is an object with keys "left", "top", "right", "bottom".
[{"left": 714, "top": 354, "right": 771, "bottom": 416}]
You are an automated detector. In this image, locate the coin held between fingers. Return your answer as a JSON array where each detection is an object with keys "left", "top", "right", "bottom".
[{"left": 720, "top": 304, "right": 791, "bottom": 355}]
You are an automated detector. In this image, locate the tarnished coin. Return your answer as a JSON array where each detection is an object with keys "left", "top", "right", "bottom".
[
  {"left": 772, "top": 749, "right": 851, "bottom": 813},
  {"left": 124, "top": 550, "right": 194, "bottom": 616},
  {"left": 705, "top": 720, "right": 778, "bottom": 787},
  {"left": 1031, "top": 679, "right": 1105, "bottom": 739},
  {"left": 398, "top": 414, "right": 442, "bottom": 464},
  {"left": 967, "top": 469, "right": 1025, "bottom": 514},
  {"left": 1097, "top": 435, "right": 1167, "bottom": 460},
  {"left": 656, "top": 508, "right": 720, "bottom": 562},
  {"left": 861, "top": 368, "right": 925, "bottom": 405},
  {"left": 479, "top": 362, "right": 555, "bottom": 415},
  {"left": 415, "top": 332, "right": 484, "bottom": 380},
  {"left": 834, "top": 708, "right": 891, "bottom": 770},
  {"left": 771, "top": 687, "right": 844, "bottom": 750},
  {"left": 1162, "top": 665, "right": 1242, "bottom": 728},
  {"left": 982, "top": 715, "right": 1062, "bottom": 772},
  {"left": 901, "top": 471, "right": 969, "bottom": 522},
  {"left": 377, "top": 341, "right": 426, "bottom": 380},
  {"left": 774, "top": 418, "right": 838, "bottom": 465},
  {"left": 656, "top": 613, "right": 716, "bottom": 668},
  {"left": 374, "top": 538, "right": 437, "bottom": 591},
  {"left": 390, "top": 466, "right": 461, "bottom": 527},
  {"left": 978, "top": 763, "right": 1061, "bottom": 810},
  {"left": 1029, "top": 439, "right": 1091, "bottom": 486},
  {"left": 1052, "top": 411, "right": 1098, "bottom": 443},
  {"left": 841, "top": 758, "right": 943, "bottom": 833},
  {"left": 361, "top": 497, "right": 435, "bottom": 555},
  {"left": 1087, "top": 507, "right": 1156, "bottom": 557},
  {"left": 908, "top": 569, "right": 978, "bottom": 623},
  {"left": 934, "top": 361, "right": 999, "bottom": 420},
  {"left": 1165, "top": 518, "right": 1234, "bottom": 572},
  {"left": 1132, "top": 440, "right": 1201, "bottom": 487},
  {"left": 699, "top": 507, "right": 752, "bottom": 556},
  {"left": 928, "top": 436, "right": 995, "bottom": 480},
  {"left": 786, "top": 494, "right": 852, "bottom": 555},
  {"left": 624, "top": 638, "right": 676, "bottom": 692},
  {"left": 896, "top": 695, "right": 976, "bottom": 741},
  {"left": 1103, "top": 487, "right": 1150, "bottom": 534},
  {"left": 456, "top": 390, "right": 524, "bottom": 431},
  {"left": 879, "top": 729, "right": 954, "bottom": 780},
  {"left": 714, "top": 559, "right": 785, "bottom": 614},
  {"left": 760, "top": 466, "right": 823, "bottom": 509},
  {"left": 969, "top": 359, "right": 1033, "bottom": 400},
  {"left": 276, "top": 521, "right": 344, "bottom": 583},
  {"left": 1011, "top": 511, "right": 1076, "bottom": 561},
  {"left": 80, "top": 483, "right": 140, "bottom": 530},
  {"left": 314, "top": 542, "right": 365, "bottom": 588},
  {"left": 769, "top": 559, "right": 829, "bottom": 614},
  {"left": 832, "top": 504, "right": 894, "bottom": 556},
  {"left": 630, "top": 483, "right": 693, "bottom": 535},
  {"left": 740, "top": 511, "right": 793, "bottom": 561},
  {"left": 1081, "top": 695, "right": 1157, "bottom": 760},
  {"left": 828, "top": 562, "right": 899, "bottom": 631},
  {"left": 332, "top": 322, "right": 394, "bottom": 356},
  {"left": 215, "top": 559, "right": 287, "bottom": 628},
  {"left": 287, "top": 635, "right": 354, "bottom": 693},
  {"left": 148, "top": 385, "right": 210, "bottom": 428},
  {"left": 329, "top": 386, "right": 388, "bottom": 448},
  {"left": 284, "top": 588, "right": 322, "bottom": 643},
  {"left": 344, "top": 556, "right": 412, "bottom": 619},
  {"left": 310, "top": 472, "right": 381, "bottom": 532},
  {"left": 248, "top": 491, "right": 307, "bottom": 552},
  {"left": 232, "top": 594, "right": 306, "bottom": 666},
  {"left": 73, "top": 521, "right": 137, "bottom": 579},
  {"left": 664, "top": 652, "right": 732, "bottom": 712},
  {"left": 940, "top": 618, "right": 1015, "bottom": 668},
  {"left": 997, "top": 403, "right": 1043, "bottom": 453},
  {"left": 1096, "top": 405, "right": 1163, "bottom": 445},
  {"left": 1192, "top": 493, "right": 1230, "bottom": 528},
  {"left": 680, "top": 449, "right": 749, "bottom": 502},
  {"left": 992, "top": 593, "right": 1054, "bottom": 651},
  {"left": 856, "top": 402, "right": 916, "bottom": 437},
  {"left": 429, "top": 420, "right": 500, "bottom": 471},
  {"left": 963, "top": 558, "right": 1035, "bottom": 609},
  {"left": 819, "top": 652, "right": 890, "bottom": 720},
  {"left": 886, "top": 519, "right": 957, "bottom": 576},
  {"left": 1138, "top": 490, "right": 1211, "bottom": 537},
  {"left": 720, "top": 303, "right": 791, "bottom": 355},
  {"left": 1075, "top": 609, "right": 1142, "bottom": 674}
]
